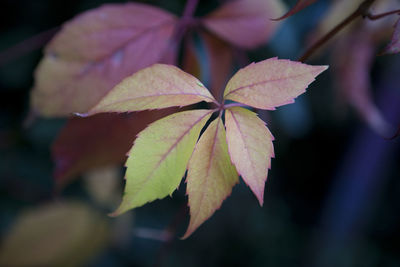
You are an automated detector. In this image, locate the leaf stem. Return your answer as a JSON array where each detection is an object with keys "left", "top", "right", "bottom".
[
  {"left": 222, "top": 103, "right": 248, "bottom": 110},
  {"left": 182, "top": 0, "right": 199, "bottom": 19},
  {"left": 365, "top": 9, "right": 400, "bottom": 20},
  {"left": 298, "top": 0, "right": 377, "bottom": 62},
  {"left": 174, "top": 0, "right": 199, "bottom": 40}
]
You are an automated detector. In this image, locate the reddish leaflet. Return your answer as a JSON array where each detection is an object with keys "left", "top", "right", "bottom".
[
  {"left": 52, "top": 109, "right": 179, "bottom": 188},
  {"left": 332, "top": 24, "right": 392, "bottom": 137},
  {"left": 32, "top": 3, "right": 177, "bottom": 117}
]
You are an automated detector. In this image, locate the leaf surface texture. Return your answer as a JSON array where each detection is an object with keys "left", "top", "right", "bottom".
[
  {"left": 89, "top": 64, "right": 216, "bottom": 114},
  {"left": 113, "top": 109, "right": 212, "bottom": 215},
  {"left": 183, "top": 118, "right": 238, "bottom": 238},
  {"left": 223, "top": 58, "right": 328, "bottom": 110},
  {"left": 225, "top": 107, "right": 274, "bottom": 205}
]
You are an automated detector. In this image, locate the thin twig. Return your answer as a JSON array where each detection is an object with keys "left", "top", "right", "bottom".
[
  {"left": 173, "top": 0, "right": 200, "bottom": 43},
  {"left": 298, "top": 0, "right": 377, "bottom": 62},
  {"left": 223, "top": 103, "right": 248, "bottom": 109},
  {"left": 365, "top": 9, "right": 400, "bottom": 20}
]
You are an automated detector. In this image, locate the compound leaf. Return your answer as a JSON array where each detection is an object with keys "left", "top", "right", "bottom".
[
  {"left": 202, "top": 0, "right": 285, "bottom": 48},
  {"left": 183, "top": 118, "right": 238, "bottom": 239},
  {"left": 112, "top": 109, "right": 212, "bottom": 216},
  {"left": 88, "top": 64, "right": 216, "bottom": 115},
  {"left": 31, "top": 3, "right": 177, "bottom": 117},
  {"left": 223, "top": 58, "right": 328, "bottom": 110},
  {"left": 225, "top": 107, "right": 274, "bottom": 205}
]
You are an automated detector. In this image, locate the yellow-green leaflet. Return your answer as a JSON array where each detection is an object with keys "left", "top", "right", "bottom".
[
  {"left": 225, "top": 107, "right": 274, "bottom": 205},
  {"left": 183, "top": 118, "right": 238, "bottom": 239},
  {"left": 112, "top": 109, "right": 212, "bottom": 216},
  {"left": 223, "top": 58, "right": 328, "bottom": 110},
  {"left": 89, "top": 64, "right": 216, "bottom": 115}
]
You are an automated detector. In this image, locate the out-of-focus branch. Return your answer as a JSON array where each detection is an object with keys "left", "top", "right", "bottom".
[
  {"left": 298, "top": 0, "right": 377, "bottom": 62},
  {"left": 365, "top": 9, "right": 400, "bottom": 20}
]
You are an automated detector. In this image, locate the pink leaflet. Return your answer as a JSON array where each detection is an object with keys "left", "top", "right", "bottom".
[
  {"left": 273, "top": 0, "right": 318, "bottom": 21},
  {"left": 86, "top": 64, "right": 217, "bottom": 114},
  {"left": 223, "top": 58, "right": 328, "bottom": 110},
  {"left": 183, "top": 118, "right": 238, "bottom": 238},
  {"left": 202, "top": 0, "right": 284, "bottom": 48},
  {"left": 382, "top": 17, "right": 400, "bottom": 55},
  {"left": 46, "top": 3, "right": 176, "bottom": 61},
  {"left": 31, "top": 3, "right": 177, "bottom": 117},
  {"left": 225, "top": 107, "right": 274, "bottom": 205}
]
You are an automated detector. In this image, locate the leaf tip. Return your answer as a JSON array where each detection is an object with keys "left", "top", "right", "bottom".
[
  {"left": 254, "top": 188, "right": 264, "bottom": 206},
  {"left": 181, "top": 223, "right": 197, "bottom": 240},
  {"left": 313, "top": 65, "right": 329, "bottom": 76},
  {"left": 107, "top": 211, "right": 119, "bottom": 217},
  {"left": 180, "top": 231, "right": 191, "bottom": 240},
  {"left": 108, "top": 199, "right": 131, "bottom": 217},
  {"left": 73, "top": 112, "right": 89, "bottom": 118}
]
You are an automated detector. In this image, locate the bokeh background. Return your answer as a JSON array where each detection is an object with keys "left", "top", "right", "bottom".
[{"left": 1, "top": 0, "right": 400, "bottom": 266}]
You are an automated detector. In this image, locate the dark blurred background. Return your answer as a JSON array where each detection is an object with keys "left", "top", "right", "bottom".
[{"left": 1, "top": 0, "right": 400, "bottom": 266}]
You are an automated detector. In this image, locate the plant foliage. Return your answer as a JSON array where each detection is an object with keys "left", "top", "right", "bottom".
[{"left": 84, "top": 58, "right": 327, "bottom": 237}]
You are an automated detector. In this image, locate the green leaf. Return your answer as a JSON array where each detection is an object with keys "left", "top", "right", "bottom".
[
  {"left": 88, "top": 64, "right": 216, "bottom": 115},
  {"left": 225, "top": 107, "right": 274, "bottom": 205},
  {"left": 183, "top": 117, "right": 238, "bottom": 238},
  {"left": 112, "top": 109, "right": 212, "bottom": 216}
]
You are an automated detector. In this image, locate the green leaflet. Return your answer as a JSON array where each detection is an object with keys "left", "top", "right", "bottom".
[{"left": 112, "top": 109, "right": 212, "bottom": 215}]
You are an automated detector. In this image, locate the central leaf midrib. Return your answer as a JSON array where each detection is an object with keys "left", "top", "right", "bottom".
[
  {"left": 96, "top": 93, "right": 214, "bottom": 110},
  {"left": 191, "top": 118, "right": 221, "bottom": 223},
  {"left": 225, "top": 71, "right": 312, "bottom": 98}
]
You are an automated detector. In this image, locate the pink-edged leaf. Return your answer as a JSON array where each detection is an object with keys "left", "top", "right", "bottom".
[
  {"left": 112, "top": 110, "right": 213, "bottom": 216},
  {"left": 223, "top": 58, "right": 328, "bottom": 110},
  {"left": 333, "top": 27, "right": 391, "bottom": 136},
  {"left": 273, "top": 0, "right": 318, "bottom": 20},
  {"left": 200, "top": 31, "right": 234, "bottom": 102},
  {"left": 202, "top": 0, "right": 285, "bottom": 48},
  {"left": 183, "top": 117, "right": 238, "bottom": 239},
  {"left": 382, "top": 17, "right": 400, "bottom": 55},
  {"left": 87, "top": 64, "right": 216, "bottom": 115},
  {"left": 31, "top": 3, "right": 177, "bottom": 117},
  {"left": 225, "top": 107, "right": 274, "bottom": 205},
  {"left": 52, "top": 108, "right": 178, "bottom": 188}
]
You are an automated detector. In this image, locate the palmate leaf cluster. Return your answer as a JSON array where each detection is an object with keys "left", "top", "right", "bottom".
[{"left": 84, "top": 59, "right": 327, "bottom": 237}]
